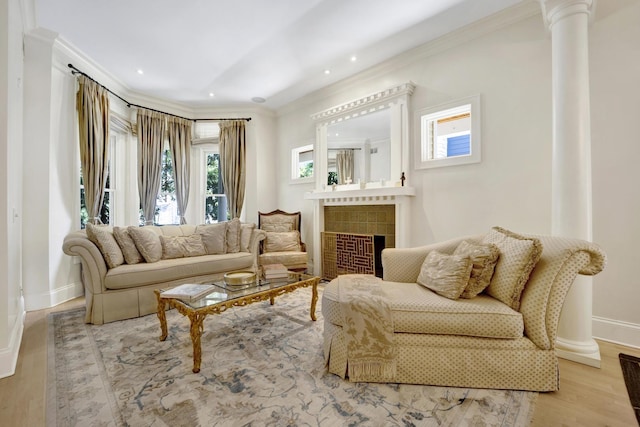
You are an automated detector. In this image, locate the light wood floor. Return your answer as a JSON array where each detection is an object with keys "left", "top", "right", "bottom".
[{"left": 0, "top": 297, "right": 639, "bottom": 426}]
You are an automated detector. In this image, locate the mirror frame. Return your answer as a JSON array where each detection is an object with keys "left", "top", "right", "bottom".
[
  {"left": 311, "top": 82, "right": 415, "bottom": 191},
  {"left": 414, "top": 94, "right": 482, "bottom": 169}
]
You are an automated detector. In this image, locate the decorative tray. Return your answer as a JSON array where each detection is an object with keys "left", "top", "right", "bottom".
[{"left": 223, "top": 270, "right": 257, "bottom": 286}]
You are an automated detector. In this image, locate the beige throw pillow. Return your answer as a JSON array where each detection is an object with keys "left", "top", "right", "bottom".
[
  {"left": 416, "top": 251, "right": 473, "bottom": 300},
  {"left": 264, "top": 231, "right": 302, "bottom": 253},
  {"left": 453, "top": 240, "right": 501, "bottom": 298},
  {"left": 113, "top": 226, "right": 144, "bottom": 264},
  {"left": 226, "top": 218, "right": 241, "bottom": 253},
  {"left": 482, "top": 226, "right": 543, "bottom": 310},
  {"left": 260, "top": 214, "right": 295, "bottom": 233},
  {"left": 127, "top": 226, "right": 162, "bottom": 263},
  {"left": 196, "top": 223, "right": 227, "bottom": 254},
  {"left": 85, "top": 223, "right": 124, "bottom": 269},
  {"left": 240, "top": 223, "right": 256, "bottom": 252},
  {"left": 160, "top": 234, "right": 207, "bottom": 259}
]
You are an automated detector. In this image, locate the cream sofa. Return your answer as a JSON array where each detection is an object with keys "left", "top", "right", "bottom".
[
  {"left": 322, "top": 228, "right": 606, "bottom": 392},
  {"left": 63, "top": 220, "right": 266, "bottom": 325}
]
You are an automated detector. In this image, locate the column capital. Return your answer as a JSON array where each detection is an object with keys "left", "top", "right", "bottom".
[{"left": 538, "top": 0, "right": 596, "bottom": 29}]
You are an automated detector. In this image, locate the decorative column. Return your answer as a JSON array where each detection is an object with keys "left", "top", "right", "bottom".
[{"left": 539, "top": 0, "right": 600, "bottom": 367}]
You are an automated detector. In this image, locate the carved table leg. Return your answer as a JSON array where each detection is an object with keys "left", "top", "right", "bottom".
[
  {"left": 157, "top": 295, "right": 168, "bottom": 341},
  {"left": 189, "top": 312, "right": 205, "bottom": 373},
  {"left": 310, "top": 278, "right": 319, "bottom": 321},
  {"left": 270, "top": 296, "right": 275, "bottom": 305}
]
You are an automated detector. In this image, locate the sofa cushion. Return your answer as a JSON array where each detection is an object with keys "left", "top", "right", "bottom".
[
  {"left": 113, "top": 226, "right": 144, "bottom": 264},
  {"left": 85, "top": 223, "right": 124, "bottom": 269},
  {"left": 322, "top": 279, "right": 523, "bottom": 339},
  {"left": 127, "top": 226, "right": 163, "bottom": 263},
  {"left": 104, "top": 253, "right": 254, "bottom": 290},
  {"left": 196, "top": 223, "right": 227, "bottom": 254},
  {"left": 259, "top": 251, "right": 308, "bottom": 268},
  {"left": 226, "top": 218, "right": 241, "bottom": 253},
  {"left": 482, "top": 227, "right": 543, "bottom": 310},
  {"left": 453, "top": 240, "right": 500, "bottom": 298},
  {"left": 260, "top": 214, "right": 295, "bottom": 232},
  {"left": 417, "top": 251, "right": 472, "bottom": 300},
  {"left": 264, "top": 231, "right": 301, "bottom": 253},
  {"left": 160, "top": 234, "right": 207, "bottom": 259},
  {"left": 240, "top": 223, "right": 256, "bottom": 252}
]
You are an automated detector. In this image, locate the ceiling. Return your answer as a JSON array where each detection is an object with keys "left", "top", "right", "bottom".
[{"left": 35, "top": 0, "right": 525, "bottom": 110}]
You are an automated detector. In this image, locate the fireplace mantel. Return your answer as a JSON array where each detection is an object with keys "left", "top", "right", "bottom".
[{"left": 304, "top": 186, "right": 415, "bottom": 276}]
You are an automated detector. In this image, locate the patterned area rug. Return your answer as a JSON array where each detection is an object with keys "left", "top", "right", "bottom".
[{"left": 47, "top": 287, "right": 537, "bottom": 426}]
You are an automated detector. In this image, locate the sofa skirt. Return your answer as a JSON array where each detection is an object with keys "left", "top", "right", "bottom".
[{"left": 323, "top": 321, "right": 559, "bottom": 392}]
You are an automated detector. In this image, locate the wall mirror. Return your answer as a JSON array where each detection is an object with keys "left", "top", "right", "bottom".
[
  {"left": 312, "top": 82, "right": 415, "bottom": 191},
  {"left": 415, "top": 94, "right": 481, "bottom": 169},
  {"left": 326, "top": 108, "right": 390, "bottom": 185}
]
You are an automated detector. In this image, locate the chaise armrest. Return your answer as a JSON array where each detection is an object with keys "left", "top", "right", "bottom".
[{"left": 62, "top": 230, "right": 108, "bottom": 294}]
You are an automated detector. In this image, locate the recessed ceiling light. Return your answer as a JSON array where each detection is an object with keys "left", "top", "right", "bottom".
[
  {"left": 209, "top": 92, "right": 215, "bottom": 97},
  {"left": 324, "top": 69, "right": 331, "bottom": 75},
  {"left": 351, "top": 56, "right": 357, "bottom": 62},
  {"left": 251, "top": 97, "right": 266, "bottom": 103},
  {"left": 137, "top": 69, "right": 144, "bottom": 75}
]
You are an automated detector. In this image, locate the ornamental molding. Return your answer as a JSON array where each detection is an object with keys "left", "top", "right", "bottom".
[{"left": 311, "top": 82, "right": 415, "bottom": 122}]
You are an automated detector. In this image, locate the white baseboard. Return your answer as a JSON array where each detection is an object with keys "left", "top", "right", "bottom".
[
  {"left": 593, "top": 316, "right": 640, "bottom": 349},
  {"left": 24, "top": 281, "right": 84, "bottom": 311},
  {"left": 0, "top": 298, "right": 25, "bottom": 379}
]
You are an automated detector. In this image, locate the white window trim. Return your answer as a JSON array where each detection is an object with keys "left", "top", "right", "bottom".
[
  {"left": 291, "top": 143, "right": 315, "bottom": 184},
  {"left": 414, "top": 94, "right": 481, "bottom": 170}
]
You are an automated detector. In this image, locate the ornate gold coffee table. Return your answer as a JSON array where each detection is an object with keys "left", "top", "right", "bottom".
[{"left": 154, "top": 271, "right": 320, "bottom": 373}]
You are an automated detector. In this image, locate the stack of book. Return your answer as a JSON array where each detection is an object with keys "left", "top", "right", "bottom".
[
  {"left": 160, "top": 283, "right": 215, "bottom": 302},
  {"left": 262, "top": 263, "right": 289, "bottom": 280}
]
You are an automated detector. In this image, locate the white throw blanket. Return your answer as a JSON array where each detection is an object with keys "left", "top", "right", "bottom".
[{"left": 337, "top": 274, "right": 396, "bottom": 382}]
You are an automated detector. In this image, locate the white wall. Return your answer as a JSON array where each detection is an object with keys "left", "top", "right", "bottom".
[
  {"left": 276, "top": 1, "right": 640, "bottom": 348},
  {"left": 0, "top": 0, "right": 26, "bottom": 378}
]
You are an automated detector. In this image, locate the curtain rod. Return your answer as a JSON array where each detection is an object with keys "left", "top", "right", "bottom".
[{"left": 68, "top": 64, "right": 251, "bottom": 123}]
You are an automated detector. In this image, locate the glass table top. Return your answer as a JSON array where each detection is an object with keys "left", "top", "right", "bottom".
[{"left": 183, "top": 271, "right": 317, "bottom": 309}]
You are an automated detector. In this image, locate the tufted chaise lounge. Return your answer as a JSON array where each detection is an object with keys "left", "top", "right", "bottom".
[{"left": 322, "top": 230, "right": 606, "bottom": 391}]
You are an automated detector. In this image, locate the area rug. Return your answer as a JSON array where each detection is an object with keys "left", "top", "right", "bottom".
[
  {"left": 619, "top": 353, "right": 640, "bottom": 425},
  {"left": 47, "top": 288, "right": 537, "bottom": 426}
]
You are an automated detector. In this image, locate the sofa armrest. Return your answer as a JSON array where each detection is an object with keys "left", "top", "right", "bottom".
[
  {"left": 248, "top": 228, "right": 267, "bottom": 272},
  {"left": 62, "top": 230, "right": 108, "bottom": 295},
  {"left": 520, "top": 236, "right": 607, "bottom": 350}
]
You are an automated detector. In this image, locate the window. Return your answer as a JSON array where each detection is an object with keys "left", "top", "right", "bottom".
[
  {"left": 154, "top": 147, "right": 180, "bottom": 225},
  {"left": 291, "top": 144, "right": 314, "bottom": 183},
  {"left": 415, "top": 94, "right": 481, "bottom": 169},
  {"left": 80, "top": 134, "right": 116, "bottom": 228},
  {"left": 204, "top": 150, "right": 228, "bottom": 223}
]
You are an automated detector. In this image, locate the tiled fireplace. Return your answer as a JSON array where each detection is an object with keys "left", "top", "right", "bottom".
[{"left": 304, "top": 186, "right": 415, "bottom": 276}]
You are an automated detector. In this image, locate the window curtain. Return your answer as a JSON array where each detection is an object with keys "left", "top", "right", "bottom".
[
  {"left": 76, "top": 75, "right": 110, "bottom": 225},
  {"left": 219, "top": 120, "right": 246, "bottom": 219},
  {"left": 336, "top": 150, "right": 354, "bottom": 185},
  {"left": 167, "top": 117, "right": 192, "bottom": 224},
  {"left": 137, "top": 110, "right": 166, "bottom": 225}
]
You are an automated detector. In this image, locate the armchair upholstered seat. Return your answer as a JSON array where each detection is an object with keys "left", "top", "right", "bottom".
[{"left": 258, "top": 209, "right": 308, "bottom": 272}]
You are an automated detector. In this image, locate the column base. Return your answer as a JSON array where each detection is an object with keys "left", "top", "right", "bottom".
[{"left": 555, "top": 337, "right": 601, "bottom": 368}]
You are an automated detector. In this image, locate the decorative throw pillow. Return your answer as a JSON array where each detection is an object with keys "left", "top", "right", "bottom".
[
  {"left": 196, "top": 223, "right": 227, "bottom": 254},
  {"left": 482, "top": 226, "right": 543, "bottom": 310},
  {"left": 160, "top": 234, "right": 207, "bottom": 259},
  {"left": 260, "top": 214, "right": 296, "bottom": 233},
  {"left": 113, "top": 226, "right": 144, "bottom": 264},
  {"left": 85, "top": 223, "right": 124, "bottom": 269},
  {"left": 416, "top": 251, "right": 473, "bottom": 300},
  {"left": 240, "top": 222, "right": 256, "bottom": 252},
  {"left": 453, "top": 240, "right": 501, "bottom": 298},
  {"left": 264, "top": 231, "right": 302, "bottom": 253},
  {"left": 127, "top": 226, "right": 162, "bottom": 263},
  {"left": 226, "top": 218, "right": 241, "bottom": 253}
]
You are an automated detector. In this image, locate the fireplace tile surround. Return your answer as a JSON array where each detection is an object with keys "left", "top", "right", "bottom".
[{"left": 304, "top": 186, "right": 415, "bottom": 275}]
